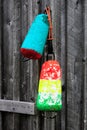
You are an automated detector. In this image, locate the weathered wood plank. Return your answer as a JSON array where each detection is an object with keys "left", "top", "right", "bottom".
[
  {"left": 50, "top": 1, "right": 62, "bottom": 130},
  {"left": 67, "top": 1, "right": 84, "bottom": 130},
  {"left": 0, "top": 0, "right": 2, "bottom": 130},
  {"left": 20, "top": 0, "right": 40, "bottom": 130},
  {"left": 2, "top": 0, "right": 21, "bottom": 130},
  {"left": 12, "top": 1, "right": 21, "bottom": 130},
  {"left": 50, "top": 0, "right": 61, "bottom": 61},
  {"left": 60, "top": 1, "right": 66, "bottom": 130},
  {"left": 27, "top": 1, "right": 40, "bottom": 130},
  {"left": 20, "top": 0, "right": 30, "bottom": 129},
  {"left": 0, "top": 99, "right": 35, "bottom": 115},
  {"left": 11, "top": 1, "right": 21, "bottom": 129},
  {"left": 82, "top": 0, "right": 87, "bottom": 129}
]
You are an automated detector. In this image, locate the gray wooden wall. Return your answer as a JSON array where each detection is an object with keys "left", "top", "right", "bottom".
[{"left": 0, "top": 0, "right": 87, "bottom": 130}]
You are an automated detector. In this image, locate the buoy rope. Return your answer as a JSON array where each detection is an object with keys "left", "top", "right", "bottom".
[{"left": 45, "top": 6, "right": 53, "bottom": 40}]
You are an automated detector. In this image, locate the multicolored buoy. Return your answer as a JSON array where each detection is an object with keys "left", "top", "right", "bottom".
[
  {"left": 36, "top": 60, "right": 62, "bottom": 111},
  {"left": 20, "top": 14, "right": 49, "bottom": 59}
]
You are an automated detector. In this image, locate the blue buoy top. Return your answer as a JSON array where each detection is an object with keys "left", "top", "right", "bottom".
[{"left": 21, "top": 14, "right": 49, "bottom": 55}]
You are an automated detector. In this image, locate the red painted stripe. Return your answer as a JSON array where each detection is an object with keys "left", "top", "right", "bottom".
[
  {"left": 20, "top": 48, "right": 41, "bottom": 59},
  {"left": 40, "top": 60, "right": 62, "bottom": 80}
]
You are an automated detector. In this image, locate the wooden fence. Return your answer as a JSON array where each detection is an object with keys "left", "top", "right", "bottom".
[{"left": 0, "top": 0, "right": 87, "bottom": 130}]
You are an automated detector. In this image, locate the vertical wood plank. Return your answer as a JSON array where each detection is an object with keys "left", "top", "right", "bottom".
[
  {"left": 20, "top": 0, "right": 29, "bottom": 129},
  {"left": 27, "top": 1, "right": 40, "bottom": 130},
  {"left": 83, "top": 0, "right": 87, "bottom": 129},
  {"left": 60, "top": 0, "right": 66, "bottom": 130},
  {"left": 20, "top": 0, "right": 40, "bottom": 130},
  {"left": 50, "top": 0, "right": 61, "bottom": 60},
  {"left": 0, "top": 0, "right": 2, "bottom": 129},
  {"left": 50, "top": 0, "right": 61, "bottom": 130},
  {"left": 2, "top": 0, "right": 14, "bottom": 129},
  {"left": 12, "top": 0, "right": 21, "bottom": 130},
  {"left": 2, "top": 0, "right": 21, "bottom": 130},
  {"left": 67, "top": 1, "right": 84, "bottom": 130}
]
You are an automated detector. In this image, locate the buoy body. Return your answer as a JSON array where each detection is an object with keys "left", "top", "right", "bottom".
[
  {"left": 36, "top": 60, "right": 62, "bottom": 111},
  {"left": 20, "top": 14, "right": 49, "bottom": 59}
]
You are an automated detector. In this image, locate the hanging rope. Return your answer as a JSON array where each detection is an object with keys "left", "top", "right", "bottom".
[{"left": 45, "top": 6, "right": 53, "bottom": 40}]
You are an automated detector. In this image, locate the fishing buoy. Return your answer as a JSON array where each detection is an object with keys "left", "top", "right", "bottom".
[
  {"left": 20, "top": 14, "right": 49, "bottom": 59},
  {"left": 36, "top": 60, "right": 62, "bottom": 111}
]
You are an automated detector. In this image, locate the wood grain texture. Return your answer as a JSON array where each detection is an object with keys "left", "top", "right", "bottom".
[
  {"left": 0, "top": 99, "right": 35, "bottom": 115},
  {"left": 50, "top": 1, "right": 61, "bottom": 130},
  {"left": 27, "top": 0, "right": 40, "bottom": 129},
  {"left": 0, "top": 0, "right": 87, "bottom": 130},
  {"left": 20, "top": 0, "right": 40, "bottom": 130},
  {"left": 67, "top": 1, "right": 84, "bottom": 130},
  {"left": 0, "top": 0, "right": 2, "bottom": 129},
  {"left": 60, "top": 1, "right": 66, "bottom": 130},
  {"left": 2, "top": 0, "right": 21, "bottom": 130},
  {"left": 83, "top": 0, "right": 87, "bottom": 129},
  {"left": 20, "top": 1, "right": 30, "bottom": 129}
]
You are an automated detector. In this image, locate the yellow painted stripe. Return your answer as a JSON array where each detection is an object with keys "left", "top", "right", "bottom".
[{"left": 38, "top": 79, "right": 62, "bottom": 93}]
